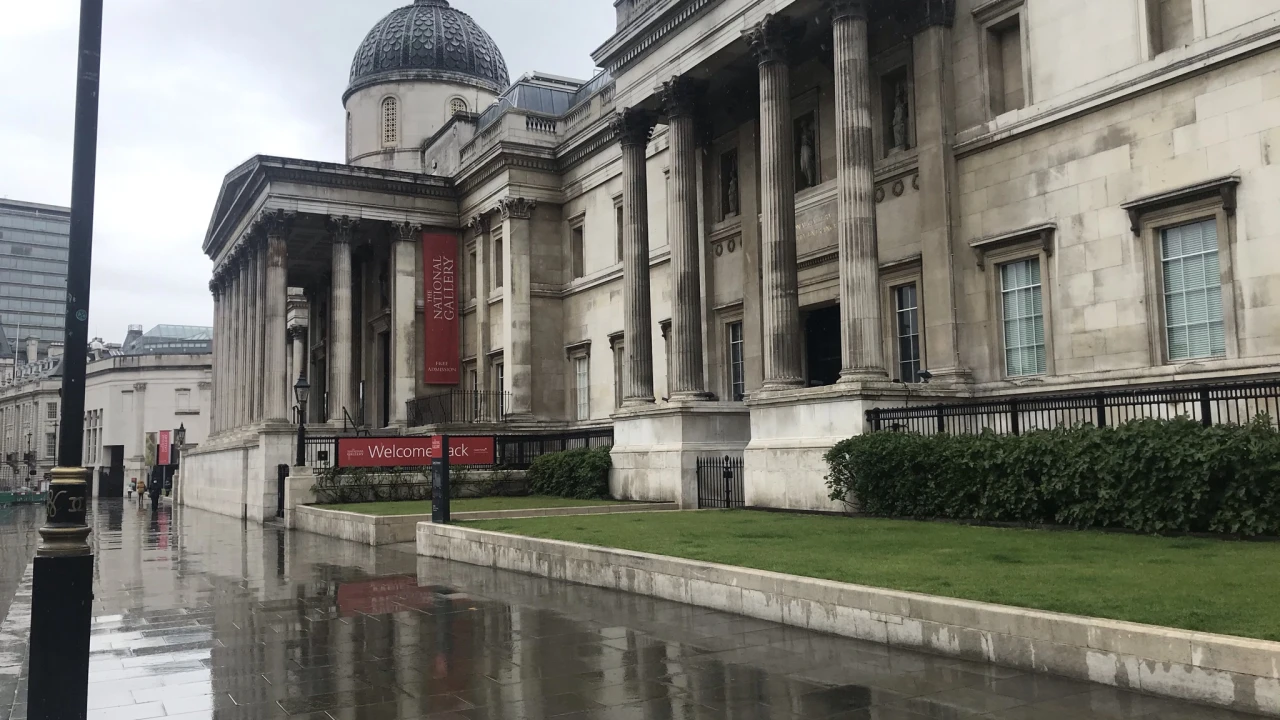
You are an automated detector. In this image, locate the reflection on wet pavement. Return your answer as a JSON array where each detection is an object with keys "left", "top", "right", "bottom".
[{"left": 0, "top": 501, "right": 1260, "bottom": 720}]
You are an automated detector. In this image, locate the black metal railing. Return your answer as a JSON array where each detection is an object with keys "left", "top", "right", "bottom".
[
  {"left": 866, "top": 378, "right": 1280, "bottom": 436},
  {"left": 407, "top": 391, "right": 511, "bottom": 427},
  {"left": 302, "top": 427, "right": 614, "bottom": 472},
  {"left": 697, "top": 455, "right": 745, "bottom": 509}
]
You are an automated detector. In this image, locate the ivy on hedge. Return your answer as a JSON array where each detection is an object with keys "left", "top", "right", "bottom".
[
  {"left": 825, "top": 417, "right": 1280, "bottom": 536},
  {"left": 528, "top": 447, "right": 612, "bottom": 499}
]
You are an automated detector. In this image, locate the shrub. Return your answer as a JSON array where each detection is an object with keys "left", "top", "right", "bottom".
[
  {"left": 825, "top": 417, "right": 1280, "bottom": 536},
  {"left": 528, "top": 447, "right": 613, "bottom": 499}
]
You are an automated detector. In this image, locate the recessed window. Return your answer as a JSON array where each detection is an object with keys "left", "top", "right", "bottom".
[
  {"left": 449, "top": 97, "right": 468, "bottom": 116},
  {"left": 894, "top": 285, "right": 922, "bottom": 383},
  {"left": 570, "top": 222, "right": 585, "bottom": 280},
  {"left": 45, "top": 402, "right": 57, "bottom": 420},
  {"left": 468, "top": 250, "right": 478, "bottom": 300},
  {"left": 727, "top": 322, "right": 745, "bottom": 401},
  {"left": 573, "top": 356, "right": 590, "bottom": 420},
  {"left": 1000, "top": 258, "right": 1046, "bottom": 377},
  {"left": 45, "top": 433, "right": 55, "bottom": 459},
  {"left": 494, "top": 236, "right": 504, "bottom": 289},
  {"left": 494, "top": 361, "right": 505, "bottom": 397},
  {"left": 614, "top": 200, "right": 624, "bottom": 264},
  {"left": 1161, "top": 219, "right": 1225, "bottom": 361},
  {"left": 381, "top": 96, "right": 399, "bottom": 147},
  {"left": 986, "top": 14, "right": 1026, "bottom": 116},
  {"left": 175, "top": 389, "right": 191, "bottom": 412},
  {"left": 1149, "top": 0, "right": 1194, "bottom": 55}
]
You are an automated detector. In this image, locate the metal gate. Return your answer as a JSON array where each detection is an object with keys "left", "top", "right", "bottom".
[{"left": 696, "top": 455, "right": 745, "bottom": 509}]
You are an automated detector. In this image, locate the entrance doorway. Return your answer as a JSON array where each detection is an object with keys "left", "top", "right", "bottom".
[
  {"left": 100, "top": 445, "right": 125, "bottom": 498},
  {"left": 804, "top": 304, "right": 842, "bottom": 387},
  {"left": 378, "top": 332, "right": 391, "bottom": 428}
]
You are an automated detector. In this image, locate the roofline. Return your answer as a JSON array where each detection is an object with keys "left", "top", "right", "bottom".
[
  {"left": 343, "top": 68, "right": 505, "bottom": 103},
  {"left": 0, "top": 199, "right": 72, "bottom": 218}
]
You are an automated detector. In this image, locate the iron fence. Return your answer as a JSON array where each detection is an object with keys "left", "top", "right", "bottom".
[
  {"left": 866, "top": 378, "right": 1280, "bottom": 436},
  {"left": 302, "top": 427, "right": 614, "bottom": 472},
  {"left": 408, "top": 391, "right": 511, "bottom": 427},
  {"left": 696, "top": 455, "right": 745, "bottom": 509}
]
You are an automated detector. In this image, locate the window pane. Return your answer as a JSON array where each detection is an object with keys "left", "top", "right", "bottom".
[
  {"left": 1000, "top": 259, "right": 1046, "bottom": 376},
  {"left": 1161, "top": 219, "right": 1224, "bottom": 361}
]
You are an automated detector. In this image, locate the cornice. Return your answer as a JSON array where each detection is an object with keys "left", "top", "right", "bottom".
[{"left": 593, "top": 0, "right": 722, "bottom": 74}]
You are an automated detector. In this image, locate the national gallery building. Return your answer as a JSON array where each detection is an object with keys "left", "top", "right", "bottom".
[{"left": 184, "top": 0, "right": 1280, "bottom": 520}]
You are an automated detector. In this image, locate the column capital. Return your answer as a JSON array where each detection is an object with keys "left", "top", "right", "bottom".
[
  {"left": 133, "top": 382, "right": 147, "bottom": 393},
  {"left": 257, "top": 209, "right": 296, "bottom": 239},
  {"left": 744, "top": 13, "right": 799, "bottom": 65},
  {"left": 327, "top": 215, "right": 360, "bottom": 244},
  {"left": 287, "top": 325, "right": 307, "bottom": 341},
  {"left": 392, "top": 220, "right": 423, "bottom": 244},
  {"left": 827, "top": 0, "right": 870, "bottom": 22},
  {"left": 660, "top": 76, "right": 703, "bottom": 120},
  {"left": 498, "top": 197, "right": 536, "bottom": 221},
  {"left": 467, "top": 212, "right": 493, "bottom": 235},
  {"left": 609, "top": 108, "right": 657, "bottom": 149}
]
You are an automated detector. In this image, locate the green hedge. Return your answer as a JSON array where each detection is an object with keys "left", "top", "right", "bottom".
[
  {"left": 825, "top": 417, "right": 1280, "bottom": 536},
  {"left": 527, "top": 447, "right": 613, "bottom": 499}
]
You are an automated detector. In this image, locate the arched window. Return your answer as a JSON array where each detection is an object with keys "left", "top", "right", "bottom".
[
  {"left": 449, "top": 97, "right": 468, "bottom": 116},
  {"left": 381, "top": 97, "right": 398, "bottom": 147}
]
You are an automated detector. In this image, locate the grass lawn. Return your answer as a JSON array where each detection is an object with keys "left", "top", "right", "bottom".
[
  {"left": 468, "top": 510, "right": 1280, "bottom": 641},
  {"left": 317, "top": 496, "right": 630, "bottom": 516}
]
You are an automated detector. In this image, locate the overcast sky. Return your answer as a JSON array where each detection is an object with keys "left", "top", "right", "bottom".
[{"left": 0, "top": 0, "right": 614, "bottom": 343}]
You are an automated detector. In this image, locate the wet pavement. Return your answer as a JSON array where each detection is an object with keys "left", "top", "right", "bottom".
[{"left": 0, "top": 500, "right": 1262, "bottom": 720}]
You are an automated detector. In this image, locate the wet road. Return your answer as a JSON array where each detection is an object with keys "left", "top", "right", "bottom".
[{"left": 0, "top": 501, "right": 1259, "bottom": 720}]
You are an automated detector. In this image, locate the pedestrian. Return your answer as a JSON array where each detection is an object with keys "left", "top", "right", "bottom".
[{"left": 147, "top": 471, "right": 162, "bottom": 510}]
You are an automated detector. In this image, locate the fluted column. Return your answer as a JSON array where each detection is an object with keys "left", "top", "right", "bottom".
[
  {"left": 233, "top": 255, "right": 248, "bottom": 427},
  {"left": 261, "top": 210, "right": 293, "bottom": 421},
  {"left": 242, "top": 241, "right": 259, "bottom": 424},
  {"left": 498, "top": 197, "right": 536, "bottom": 420},
  {"left": 256, "top": 234, "right": 269, "bottom": 418},
  {"left": 329, "top": 217, "right": 358, "bottom": 424},
  {"left": 612, "top": 108, "right": 657, "bottom": 406},
  {"left": 391, "top": 221, "right": 421, "bottom": 427},
  {"left": 469, "top": 214, "right": 492, "bottom": 419},
  {"left": 662, "top": 78, "right": 710, "bottom": 400},
  {"left": 746, "top": 15, "right": 805, "bottom": 390},
  {"left": 210, "top": 280, "right": 224, "bottom": 433},
  {"left": 832, "top": 0, "right": 886, "bottom": 381}
]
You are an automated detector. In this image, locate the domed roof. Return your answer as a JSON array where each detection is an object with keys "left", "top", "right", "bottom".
[{"left": 346, "top": 0, "right": 510, "bottom": 100}]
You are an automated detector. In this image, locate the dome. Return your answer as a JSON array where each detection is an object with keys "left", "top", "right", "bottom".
[{"left": 346, "top": 0, "right": 510, "bottom": 101}]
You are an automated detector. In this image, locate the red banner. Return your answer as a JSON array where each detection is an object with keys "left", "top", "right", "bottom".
[
  {"left": 158, "top": 430, "right": 171, "bottom": 466},
  {"left": 337, "top": 436, "right": 496, "bottom": 467},
  {"left": 423, "top": 231, "right": 460, "bottom": 385}
]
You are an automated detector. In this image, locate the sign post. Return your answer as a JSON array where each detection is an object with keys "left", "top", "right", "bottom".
[{"left": 431, "top": 434, "right": 450, "bottom": 524}]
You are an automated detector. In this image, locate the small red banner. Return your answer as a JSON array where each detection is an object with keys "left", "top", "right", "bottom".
[
  {"left": 337, "top": 575, "right": 436, "bottom": 617},
  {"left": 158, "top": 430, "right": 171, "bottom": 466},
  {"left": 337, "top": 436, "right": 496, "bottom": 468},
  {"left": 423, "top": 231, "right": 460, "bottom": 385}
]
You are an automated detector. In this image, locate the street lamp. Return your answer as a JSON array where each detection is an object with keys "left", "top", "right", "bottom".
[
  {"left": 28, "top": 0, "right": 103, "bottom": 717},
  {"left": 294, "top": 372, "right": 310, "bottom": 467}
]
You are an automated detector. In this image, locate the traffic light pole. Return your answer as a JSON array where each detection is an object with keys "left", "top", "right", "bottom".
[{"left": 27, "top": 1, "right": 103, "bottom": 718}]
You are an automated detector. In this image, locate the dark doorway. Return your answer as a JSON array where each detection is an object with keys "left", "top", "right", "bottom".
[
  {"left": 100, "top": 446, "right": 125, "bottom": 498},
  {"left": 378, "top": 332, "right": 391, "bottom": 428},
  {"left": 804, "top": 304, "right": 842, "bottom": 387}
]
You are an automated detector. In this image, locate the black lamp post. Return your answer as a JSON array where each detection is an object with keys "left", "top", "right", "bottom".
[
  {"left": 294, "top": 372, "right": 310, "bottom": 467},
  {"left": 28, "top": 0, "right": 103, "bottom": 717}
]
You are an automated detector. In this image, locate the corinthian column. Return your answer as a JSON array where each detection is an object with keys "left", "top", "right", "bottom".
[
  {"left": 328, "top": 217, "right": 358, "bottom": 424},
  {"left": 209, "top": 280, "right": 222, "bottom": 433},
  {"left": 469, "top": 213, "right": 493, "bottom": 419},
  {"left": 611, "top": 108, "right": 657, "bottom": 406},
  {"left": 233, "top": 253, "right": 248, "bottom": 427},
  {"left": 662, "top": 78, "right": 710, "bottom": 400},
  {"left": 261, "top": 210, "right": 294, "bottom": 421},
  {"left": 244, "top": 241, "right": 260, "bottom": 423},
  {"left": 746, "top": 15, "right": 805, "bottom": 390},
  {"left": 498, "top": 197, "right": 536, "bottom": 420},
  {"left": 831, "top": 0, "right": 886, "bottom": 381},
  {"left": 391, "top": 221, "right": 421, "bottom": 427}
]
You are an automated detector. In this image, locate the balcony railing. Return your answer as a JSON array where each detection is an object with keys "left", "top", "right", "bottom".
[{"left": 407, "top": 391, "right": 511, "bottom": 428}]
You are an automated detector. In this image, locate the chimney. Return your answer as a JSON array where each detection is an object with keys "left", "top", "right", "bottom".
[
  {"left": 124, "top": 324, "right": 144, "bottom": 352},
  {"left": 25, "top": 337, "right": 38, "bottom": 364}
]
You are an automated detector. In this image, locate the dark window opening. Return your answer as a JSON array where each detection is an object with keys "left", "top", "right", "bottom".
[{"left": 804, "top": 305, "right": 842, "bottom": 387}]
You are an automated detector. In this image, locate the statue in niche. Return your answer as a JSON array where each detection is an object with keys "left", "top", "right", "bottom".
[
  {"left": 892, "top": 83, "right": 910, "bottom": 151},
  {"left": 727, "top": 170, "right": 739, "bottom": 216},
  {"left": 378, "top": 261, "right": 390, "bottom": 310},
  {"left": 796, "top": 113, "right": 817, "bottom": 190},
  {"left": 721, "top": 149, "right": 740, "bottom": 219}
]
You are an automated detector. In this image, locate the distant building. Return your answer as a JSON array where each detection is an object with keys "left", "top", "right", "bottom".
[
  {"left": 0, "top": 200, "right": 69, "bottom": 360},
  {"left": 0, "top": 323, "right": 212, "bottom": 494}
]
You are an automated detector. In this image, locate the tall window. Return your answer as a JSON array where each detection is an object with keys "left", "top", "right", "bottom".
[
  {"left": 614, "top": 201, "right": 624, "bottom": 264},
  {"left": 381, "top": 96, "right": 399, "bottom": 147},
  {"left": 494, "top": 362, "right": 505, "bottom": 396},
  {"left": 894, "top": 285, "right": 922, "bottom": 383},
  {"left": 570, "top": 223, "right": 585, "bottom": 279},
  {"left": 727, "top": 322, "right": 745, "bottom": 401},
  {"left": 1162, "top": 219, "right": 1225, "bottom": 361},
  {"left": 449, "top": 97, "right": 468, "bottom": 116},
  {"left": 468, "top": 250, "right": 478, "bottom": 300},
  {"left": 45, "top": 433, "right": 55, "bottom": 459},
  {"left": 611, "top": 336, "right": 625, "bottom": 409},
  {"left": 986, "top": 14, "right": 1025, "bottom": 115},
  {"left": 574, "top": 357, "right": 590, "bottom": 420},
  {"left": 1000, "top": 259, "right": 1046, "bottom": 377},
  {"left": 494, "top": 237, "right": 504, "bottom": 289},
  {"left": 46, "top": 402, "right": 56, "bottom": 420}
]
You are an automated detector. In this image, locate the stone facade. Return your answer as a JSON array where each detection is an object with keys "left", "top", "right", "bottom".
[{"left": 193, "top": 0, "right": 1280, "bottom": 518}]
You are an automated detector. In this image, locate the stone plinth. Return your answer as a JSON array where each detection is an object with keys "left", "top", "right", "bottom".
[
  {"left": 179, "top": 423, "right": 298, "bottom": 523},
  {"left": 610, "top": 402, "right": 750, "bottom": 508}
]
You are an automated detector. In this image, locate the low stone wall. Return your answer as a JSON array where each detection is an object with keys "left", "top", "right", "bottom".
[
  {"left": 295, "top": 502, "right": 678, "bottom": 546},
  {"left": 417, "top": 524, "right": 1280, "bottom": 717}
]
